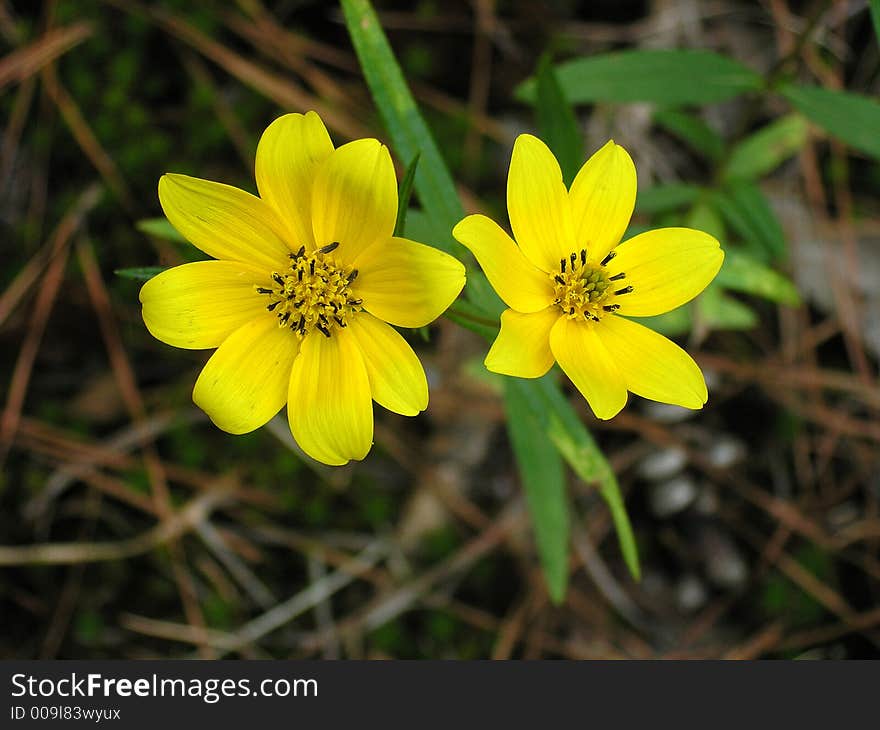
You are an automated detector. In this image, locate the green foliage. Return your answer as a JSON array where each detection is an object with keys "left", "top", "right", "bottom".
[
  {"left": 393, "top": 153, "right": 420, "bottom": 237},
  {"left": 715, "top": 249, "right": 801, "bottom": 305},
  {"left": 136, "top": 218, "right": 186, "bottom": 244},
  {"left": 781, "top": 84, "right": 880, "bottom": 160},
  {"left": 722, "top": 114, "right": 808, "bottom": 182},
  {"left": 653, "top": 109, "right": 724, "bottom": 161},
  {"left": 504, "top": 379, "right": 569, "bottom": 603},
  {"left": 534, "top": 55, "right": 584, "bottom": 186},
  {"left": 518, "top": 49, "right": 763, "bottom": 106},
  {"left": 114, "top": 266, "right": 165, "bottom": 281},
  {"left": 635, "top": 184, "right": 702, "bottom": 215}
]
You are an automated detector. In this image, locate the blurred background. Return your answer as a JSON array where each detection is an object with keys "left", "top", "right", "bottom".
[{"left": 2, "top": 0, "right": 879, "bottom": 659}]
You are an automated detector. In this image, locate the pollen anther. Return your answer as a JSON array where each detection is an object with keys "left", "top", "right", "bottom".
[
  {"left": 257, "top": 246, "right": 361, "bottom": 338},
  {"left": 551, "top": 249, "right": 631, "bottom": 322}
]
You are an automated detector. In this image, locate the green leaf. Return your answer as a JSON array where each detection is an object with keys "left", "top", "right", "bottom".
[
  {"left": 136, "top": 217, "right": 186, "bottom": 244},
  {"left": 686, "top": 200, "right": 726, "bottom": 241},
  {"left": 781, "top": 84, "right": 880, "bottom": 160},
  {"left": 697, "top": 283, "right": 758, "bottom": 330},
  {"left": 653, "top": 109, "right": 724, "bottom": 161},
  {"left": 635, "top": 183, "right": 702, "bottom": 215},
  {"left": 341, "top": 0, "right": 465, "bottom": 258},
  {"left": 393, "top": 152, "right": 420, "bottom": 237},
  {"left": 715, "top": 248, "right": 801, "bottom": 305},
  {"left": 114, "top": 266, "right": 166, "bottom": 281},
  {"left": 535, "top": 54, "right": 584, "bottom": 186},
  {"left": 505, "top": 379, "right": 569, "bottom": 603},
  {"left": 722, "top": 114, "right": 808, "bottom": 182},
  {"left": 515, "top": 376, "right": 641, "bottom": 581},
  {"left": 714, "top": 183, "right": 786, "bottom": 261},
  {"left": 518, "top": 50, "right": 762, "bottom": 107}
]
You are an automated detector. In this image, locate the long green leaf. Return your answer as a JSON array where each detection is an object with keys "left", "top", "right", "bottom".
[
  {"left": 341, "top": 0, "right": 464, "bottom": 256},
  {"left": 653, "top": 108, "right": 724, "bottom": 161},
  {"left": 535, "top": 54, "right": 583, "bottom": 186},
  {"left": 635, "top": 183, "right": 702, "bottom": 215},
  {"left": 393, "top": 152, "right": 420, "bottom": 237},
  {"left": 714, "top": 248, "right": 801, "bottom": 305},
  {"left": 722, "top": 114, "right": 808, "bottom": 182},
  {"left": 781, "top": 84, "right": 880, "bottom": 160},
  {"left": 136, "top": 217, "right": 186, "bottom": 244},
  {"left": 114, "top": 266, "right": 165, "bottom": 281},
  {"left": 518, "top": 50, "right": 762, "bottom": 107},
  {"left": 714, "top": 183, "right": 787, "bottom": 261},
  {"left": 697, "top": 283, "right": 758, "bottom": 330},
  {"left": 505, "top": 379, "right": 569, "bottom": 603}
]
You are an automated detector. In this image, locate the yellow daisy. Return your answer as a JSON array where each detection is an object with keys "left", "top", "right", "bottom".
[
  {"left": 140, "top": 112, "right": 465, "bottom": 465},
  {"left": 453, "top": 134, "right": 723, "bottom": 420}
]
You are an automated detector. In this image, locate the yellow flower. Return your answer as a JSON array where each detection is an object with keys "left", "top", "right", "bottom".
[
  {"left": 140, "top": 112, "right": 465, "bottom": 465},
  {"left": 453, "top": 135, "right": 723, "bottom": 420}
]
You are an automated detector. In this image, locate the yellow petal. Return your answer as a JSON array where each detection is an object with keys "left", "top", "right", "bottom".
[
  {"left": 485, "top": 307, "right": 559, "bottom": 378},
  {"left": 351, "top": 237, "right": 465, "bottom": 328},
  {"left": 310, "top": 139, "right": 397, "bottom": 264},
  {"left": 569, "top": 140, "right": 637, "bottom": 264},
  {"left": 549, "top": 316, "right": 627, "bottom": 419},
  {"left": 507, "top": 134, "right": 574, "bottom": 272},
  {"left": 348, "top": 313, "right": 428, "bottom": 416},
  {"left": 604, "top": 227, "right": 723, "bottom": 317},
  {"left": 598, "top": 315, "right": 707, "bottom": 409},
  {"left": 158, "top": 174, "right": 291, "bottom": 270},
  {"left": 288, "top": 328, "right": 373, "bottom": 466},
  {"left": 452, "top": 214, "right": 554, "bottom": 313},
  {"left": 193, "top": 315, "right": 300, "bottom": 434},
  {"left": 140, "top": 261, "right": 270, "bottom": 349},
  {"left": 255, "top": 111, "right": 334, "bottom": 251}
]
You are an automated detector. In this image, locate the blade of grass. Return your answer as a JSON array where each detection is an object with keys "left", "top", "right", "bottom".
[
  {"left": 505, "top": 378, "right": 569, "bottom": 603},
  {"left": 535, "top": 54, "right": 583, "bottom": 186},
  {"left": 393, "top": 152, "right": 420, "bottom": 237}
]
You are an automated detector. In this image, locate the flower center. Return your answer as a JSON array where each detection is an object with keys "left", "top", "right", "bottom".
[
  {"left": 552, "top": 249, "right": 632, "bottom": 322},
  {"left": 256, "top": 242, "right": 362, "bottom": 338}
]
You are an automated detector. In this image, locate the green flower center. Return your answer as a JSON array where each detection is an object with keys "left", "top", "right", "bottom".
[
  {"left": 552, "top": 249, "right": 632, "bottom": 321},
  {"left": 256, "top": 242, "right": 362, "bottom": 338}
]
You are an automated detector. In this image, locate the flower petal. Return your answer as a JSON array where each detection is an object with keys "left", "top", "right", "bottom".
[
  {"left": 158, "top": 174, "right": 291, "bottom": 270},
  {"left": 485, "top": 307, "right": 559, "bottom": 378},
  {"left": 604, "top": 227, "right": 723, "bottom": 317},
  {"left": 507, "top": 134, "right": 574, "bottom": 272},
  {"left": 140, "top": 261, "right": 270, "bottom": 349},
  {"left": 310, "top": 139, "right": 397, "bottom": 264},
  {"left": 288, "top": 328, "right": 373, "bottom": 466},
  {"left": 193, "top": 315, "right": 300, "bottom": 434},
  {"left": 348, "top": 313, "right": 428, "bottom": 416},
  {"left": 598, "top": 315, "right": 707, "bottom": 409},
  {"left": 569, "top": 140, "right": 637, "bottom": 264},
  {"left": 255, "top": 111, "right": 334, "bottom": 251},
  {"left": 549, "top": 316, "right": 627, "bottom": 420},
  {"left": 351, "top": 237, "right": 465, "bottom": 328},
  {"left": 452, "top": 214, "right": 554, "bottom": 313}
]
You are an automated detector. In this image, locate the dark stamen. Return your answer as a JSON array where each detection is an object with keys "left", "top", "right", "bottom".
[
  {"left": 297, "top": 315, "right": 305, "bottom": 331},
  {"left": 319, "top": 314, "right": 329, "bottom": 324},
  {"left": 601, "top": 251, "right": 616, "bottom": 266},
  {"left": 570, "top": 252, "right": 577, "bottom": 269},
  {"left": 256, "top": 287, "right": 273, "bottom": 294},
  {"left": 347, "top": 269, "right": 359, "bottom": 283},
  {"left": 293, "top": 245, "right": 305, "bottom": 259},
  {"left": 272, "top": 273, "right": 285, "bottom": 286},
  {"left": 608, "top": 272, "right": 626, "bottom": 281},
  {"left": 569, "top": 307, "right": 575, "bottom": 315},
  {"left": 347, "top": 298, "right": 363, "bottom": 306},
  {"left": 560, "top": 258, "right": 566, "bottom": 273},
  {"left": 585, "top": 313, "right": 600, "bottom": 322},
  {"left": 279, "top": 312, "right": 291, "bottom": 325},
  {"left": 317, "top": 324, "right": 331, "bottom": 338},
  {"left": 266, "top": 301, "right": 280, "bottom": 311},
  {"left": 334, "top": 316, "right": 345, "bottom": 327},
  {"left": 298, "top": 269, "right": 303, "bottom": 282},
  {"left": 294, "top": 300, "right": 304, "bottom": 308},
  {"left": 309, "top": 260, "right": 315, "bottom": 276},
  {"left": 580, "top": 249, "right": 587, "bottom": 266},
  {"left": 554, "top": 275, "right": 565, "bottom": 285},
  {"left": 615, "top": 286, "right": 634, "bottom": 295},
  {"left": 603, "top": 304, "right": 620, "bottom": 312},
  {"left": 318, "top": 241, "right": 339, "bottom": 254}
]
